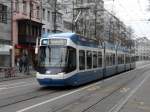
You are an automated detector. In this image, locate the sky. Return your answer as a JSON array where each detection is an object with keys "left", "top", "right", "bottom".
[{"left": 104, "top": 0, "right": 150, "bottom": 39}]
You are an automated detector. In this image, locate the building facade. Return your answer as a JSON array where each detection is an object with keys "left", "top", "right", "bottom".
[
  {"left": 135, "top": 37, "right": 150, "bottom": 61},
  {"left": 0, "top": 0, "right": 12, "bottom": 67},
  {"left": 42, "top": 0, "right": 64, "bottom": 35},
  {"left": 12, "top": 0, "right": 42, "bottom": 67},
  {"left": 42, "top": 0, "right": 53, "bottom": 34},
  {"left": 59, "top": 0, "right": 104, "bottom": 39}
]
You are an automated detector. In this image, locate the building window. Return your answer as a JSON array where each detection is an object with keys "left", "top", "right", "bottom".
[
  {"left": 87, "top": 0, "right": 95, "bottom": 3},
  {"left": 0, "top": 4, "right": 7, "bottom": 23},
  {"left": 15, "top": 0, "right": 19, "bottom": 12},
  {"left": 36, "top": 6, "right": 40, "bottom": 19},
  {"left": 47, "top": 11, "right": 50, "bottom": 22},
  {"left": 23, "top": 1, "right": 27, "bottom": 14},
  {"left": 43, "top": 8, "right": 45, "bottom": 20},
  {"left": 30, "top": 3, "right": 34, "bottom": 17},
  {"left": 42, "top": 28, "right": 45, "bottom": 34},
  {"left": 76, "top": 0, "right": 83, "bottom": 4}
]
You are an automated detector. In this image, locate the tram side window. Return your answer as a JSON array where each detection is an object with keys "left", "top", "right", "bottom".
[
  {"left": 118, "top": 54, "right": 121, "bottom": 64},
  {"left": 79, "top": 50, "right": 85, "bottom": 70},
  {"left": 86, "top": 51, "right": 92, "bottom": 69},
  {"left": 131, "top": 56, "right": 135, "bottom": 63},
  {"left": 93, "top": 51, "right": 97, "bottom": 68},
  {"left": 98, "top": 52, "right": 102, "bottom": 67},
  {"left": 125, "top": 55, "right": 128, "bottom": 64},
  {"left": 125, "top": 55, "right": 130, "bottom": 64},
  {"left": 122, "top": 54, "right": 125, "bottom": 64},
  {"left": 106, "top": 53, "right": 110, "bottom": 66},
  {"left": 66, "top": 47, "right": 76, "bottom": 72},
  {"left": 112, "top": 54, "right": 115, "bottom": 65},
  {"left": 118, "top": 54, "right": 124, "bottom": 64},
  {"left": 109, "top": 54, "right": 112, "bottom": 66}
]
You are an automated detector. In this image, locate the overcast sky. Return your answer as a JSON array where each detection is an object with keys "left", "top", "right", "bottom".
[{"left": 104, "top": 0, "right": 150, "bottom": 38}]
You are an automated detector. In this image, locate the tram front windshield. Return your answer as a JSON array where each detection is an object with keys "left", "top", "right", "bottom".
[{"left": 38, "top": 46, "right": 67, "bottom": 67}]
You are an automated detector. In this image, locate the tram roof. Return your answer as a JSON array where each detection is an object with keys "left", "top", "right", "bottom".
[
  {"left": 41, "top": 33, "right": 130, "bottom": 52},
  {"left": 42, "top": 32, "right": 102, "bottom": 48},
  {"left": 42, "top": 32, "right": 76, "bottom": 38}
]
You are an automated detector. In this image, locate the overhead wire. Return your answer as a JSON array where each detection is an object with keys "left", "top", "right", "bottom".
[{"left": 116, "top": 0, "right": 147, "bottom": 37}]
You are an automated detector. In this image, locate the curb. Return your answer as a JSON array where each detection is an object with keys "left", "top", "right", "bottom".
[{"left": 0, "top": 75, "right": 35, "bottom": 82}]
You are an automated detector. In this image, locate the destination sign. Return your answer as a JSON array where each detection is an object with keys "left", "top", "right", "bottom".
[{"left": 41, "top": 39, "right": 67, "bottom": 46}]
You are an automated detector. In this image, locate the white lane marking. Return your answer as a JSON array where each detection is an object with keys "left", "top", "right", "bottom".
[
  {"left": 17, "top": 63, "right": 150, "bottom": 112},
  {"left": 2, "top": 83, "right": 36, "bottom": 89},
  {"left": 0, "top": 82, "right": 27, "bottom": 87},
  {"left": 0, "top": 87, "right": 7, "bottom": 90},
  {"left": 108, "top": 71, "right": 150, "bottom": 112},
  {"left": 0, "top": 83, "right": 37, "bottom": 90},
  {"left": 17, "top": 81, "right": 102, "bottom": 112}
]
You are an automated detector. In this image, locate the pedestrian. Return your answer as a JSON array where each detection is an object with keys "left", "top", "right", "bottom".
[
  {"left": 23, "top": 54, "right": 30, "bottom": 74},
  {"left": 18, "top": 57, "right": 23, "bottom": 72}
]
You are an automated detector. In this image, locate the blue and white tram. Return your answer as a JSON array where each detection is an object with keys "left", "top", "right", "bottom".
[
  {"left": 130, "top": 53, "right": 136, "bottom": 69},
  {"left": 104, "top": 43, "right": 116, "bottom": 77},
  {"left": 116, "top": 48, "right": 126, "bottom": 73},
  {"left": 35, "top": 33, "right": 135, "bottom": 86},
  {"left": 36, "top": 33, "right": 104, "bottom": 86}
]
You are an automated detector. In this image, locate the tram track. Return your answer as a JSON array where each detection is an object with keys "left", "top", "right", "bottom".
[
  {"left": 81, "top": 69, "right": 150, "bottom": 112},
  {"left": 0, "top": 87, "right": 59, "bottom": 108},
  {"left": 0, "top": 63, "right": 149, "bottom": 112},
  {"left": 51, "top": 68, "right": 149, "bottom": 112}
]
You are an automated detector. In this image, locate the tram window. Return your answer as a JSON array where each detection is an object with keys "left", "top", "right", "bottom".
[
  {"left": 109, "top": 54, "right": 112, "bottom": 66},
  {"left": 122, "top": 55, "right": 125, "bottom": 64},
  {"left": 119, "top": 54, "right": 124, "bottom": 64},
  {"left": 93, "top": 51, "right": 97, "bottom": 68},
  {"left": 106, "top": 53, "right": 110, "bottom": 66},
  {"left": 86, "top": 51, "right": 92, "bottom": 69},
  {"left": 126, "top": 55, "right": 130, "bottom": 63},
  {"left": 125, "top": 55, "right": 128, "bottom": 64},
  {"left": 118, "top": 54, "right": 121, "bottom": 64},
  {"left": 79, "top": 50, "right": 85, "bottom": 70},
  {"left": 112, "top": 54, "right": 115, "bottom": 65},
  {"left": 98, "top": 52, "right": 102, "bottom": 67},
  {"left": 66, "top": 47, "right": 76, "bottom": 73},
  {"left": 131, "top": 56, "right": 135, "bottom": 63}
]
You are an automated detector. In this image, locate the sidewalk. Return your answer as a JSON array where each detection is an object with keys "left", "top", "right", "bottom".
[{"left": 0, "top": 68, "right": 36, "bottom": 82}]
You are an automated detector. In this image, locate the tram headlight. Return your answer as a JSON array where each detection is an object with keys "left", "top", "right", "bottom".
[
  {"left": 46, "top": 71, "right": 51, "bottom": 74},
  {"left": 57, "top": 72, "right": 65, "bottom": 75}
]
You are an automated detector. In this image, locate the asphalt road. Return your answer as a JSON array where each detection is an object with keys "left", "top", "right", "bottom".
[{"left": 0, "top": 61, "right": 150, "bottom": 112}]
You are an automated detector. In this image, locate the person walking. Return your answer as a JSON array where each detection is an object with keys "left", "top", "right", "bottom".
[
  {"left": 23, "top": 54, "right": 30, "bottom": 74},
  {"left": 18, "top": 57, "right": 23, "bottom": 72}
]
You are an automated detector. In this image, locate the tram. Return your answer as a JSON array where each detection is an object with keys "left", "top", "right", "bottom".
[{"left": 35, "top": 33, "right": 135, "bottom": 86}]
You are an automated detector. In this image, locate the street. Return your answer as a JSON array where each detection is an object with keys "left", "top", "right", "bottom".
[{"left": 0, "top": 62, "right": 149, "bottom": 112}]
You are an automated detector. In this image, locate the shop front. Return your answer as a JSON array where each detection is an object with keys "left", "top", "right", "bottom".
[{"left": 0, "top": 44, "right": 12, "bottom": 67}]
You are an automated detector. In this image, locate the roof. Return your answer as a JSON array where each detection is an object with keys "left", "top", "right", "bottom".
[
  {"left": 42, "top": 32, "right": 76, "bottom": 38},
  {"left": 41, "top": 32, "right": 100, "bottom": 48},
  {"left": 49, "top": 32, "right": 76, "bottom": 38}
]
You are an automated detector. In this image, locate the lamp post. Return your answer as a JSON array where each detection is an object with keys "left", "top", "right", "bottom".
[{"left": 11, "top": 0, "right": 14, "bottom": 67}]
